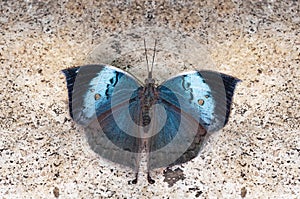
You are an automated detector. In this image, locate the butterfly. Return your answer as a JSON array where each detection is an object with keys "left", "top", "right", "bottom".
[{"left": 62, "top": 40, "right": 240, "bottom": 184}]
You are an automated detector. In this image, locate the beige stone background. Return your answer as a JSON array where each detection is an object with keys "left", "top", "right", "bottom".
[{"left": 0, "top": 0, "right": 299, "bottom": 198}]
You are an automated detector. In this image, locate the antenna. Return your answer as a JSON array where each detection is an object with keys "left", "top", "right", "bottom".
[
  {"left": 143, "top": 39, "right": 150, "bottom": 78},
  {"left": 144, "top": 39, "right": 157, "bottom": 79},
  {"left": 151, "top": 39, "right": 157, "bottom": 77}
]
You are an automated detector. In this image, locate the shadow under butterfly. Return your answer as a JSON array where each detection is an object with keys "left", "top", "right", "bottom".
[{"left": 62, "top": 40, "right": 241, "bottom": 184}]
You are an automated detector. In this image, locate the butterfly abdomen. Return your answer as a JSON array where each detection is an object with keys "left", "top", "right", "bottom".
[{"left": 142, "top": 99, "right": 151, "bottom": 126}]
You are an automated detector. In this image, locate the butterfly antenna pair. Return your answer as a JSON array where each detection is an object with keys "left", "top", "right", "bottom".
[{"left": 144, "top": 39, "right": 157, "bottom": 79}]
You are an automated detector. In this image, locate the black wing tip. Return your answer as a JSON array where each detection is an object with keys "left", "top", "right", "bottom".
[
  {"left": 221, "top": 73, "right": 242, "bottom": 84},
  {"left": 221, "top": 75, "right": 241, "bottom": 92},
  {"left": 61, "top": 66, "right": 81, "bottom": 78},
  {"left": 61, "top": 66, "right": 82, "bottom": 120},
  {"left": 220, "top": 74, "right": 241, "bottom": 127}
]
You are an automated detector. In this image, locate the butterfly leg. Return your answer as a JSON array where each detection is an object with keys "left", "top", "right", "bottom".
[
  {"left": 128, "top": 162, "right": 139, "bottom": 184},
  {"left": 128, "top": 173, "right": 139, "bottom": 184},
  {"left": 147, "top": 172, "right": 155, "bottom": 184},
  {"left": 128, "top": 148, "right": 142, "bottom": 185},
  {"left": 145, "top": 142, "right": 155, "bottom": 184}
]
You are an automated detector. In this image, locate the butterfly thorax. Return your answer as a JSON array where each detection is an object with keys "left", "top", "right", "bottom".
[{"left": 141, "top": 78, "right": 157, "bottom": 128}]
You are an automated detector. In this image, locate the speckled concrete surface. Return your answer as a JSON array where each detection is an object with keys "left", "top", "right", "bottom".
[{"left": 0, "top": 0, "right": 299, "bottom": 198}]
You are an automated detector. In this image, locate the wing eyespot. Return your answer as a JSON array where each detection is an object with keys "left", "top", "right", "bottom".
[
  {"left": 94, "top": 93, "right": 101, "bottom": 100},
  {"left": 198, "top": 99, "right": 204, "bottom": 106}
]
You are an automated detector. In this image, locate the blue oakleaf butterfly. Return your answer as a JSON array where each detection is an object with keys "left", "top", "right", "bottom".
[{"left": 62, "top": 40, "right": 240, "bottom": 184}]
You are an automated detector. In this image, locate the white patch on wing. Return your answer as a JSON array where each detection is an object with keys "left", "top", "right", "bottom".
[
  {"left": 82, "top": 67, "right": 116, "bottom": 119},
  {"left": 184, "top": 74, "right": 215, "bottom": 125}
]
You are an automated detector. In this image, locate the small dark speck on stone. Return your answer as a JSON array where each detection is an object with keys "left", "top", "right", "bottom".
[
  {"left": 53, "top": 187, "right": 59, "bottom": 198},
  {"left": 241, "top": 171, "right": 246, "bottom": 177},
  {"left": 163, "top": 167, "right": 185, "bottom": 187},
  {"left": 188, "top": 186, "right": 203, "bottom": 197},
  {"left": 257, "top": 69, "right": 262, "bottom": 74},
  {"left": 241, "top": 187, "right": 247, "bottom": 198},
  {"left": 195, "top": 190, "right": 203, "bottom": 197}
]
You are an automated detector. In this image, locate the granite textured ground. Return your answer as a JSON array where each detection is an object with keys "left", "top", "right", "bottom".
[{"left": 0, "top": 0, "right": 299, "bottom": 198}]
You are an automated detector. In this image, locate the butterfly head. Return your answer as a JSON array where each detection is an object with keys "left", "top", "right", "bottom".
[{"left": 145, "top": 77, "right": 155, "bottom": 85}]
